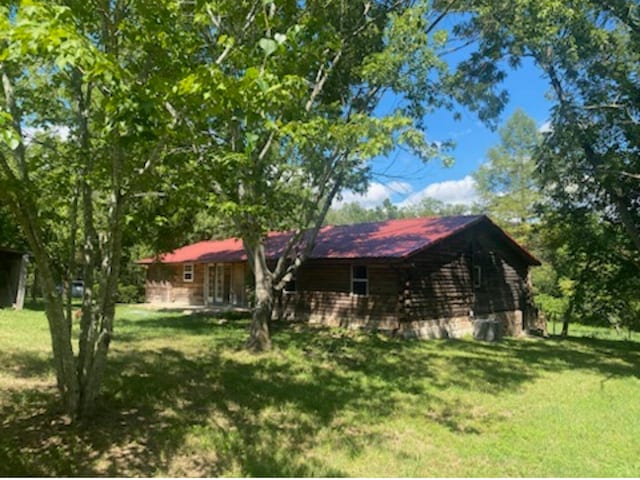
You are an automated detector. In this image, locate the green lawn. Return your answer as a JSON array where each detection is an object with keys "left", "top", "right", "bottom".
[{"left": 1, "top": 305, "right": 639, "bottom": 477}]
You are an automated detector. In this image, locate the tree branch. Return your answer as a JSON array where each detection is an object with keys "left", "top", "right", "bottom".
[{"left": 305, "top": 48, "right": 343, "bottom": 112}]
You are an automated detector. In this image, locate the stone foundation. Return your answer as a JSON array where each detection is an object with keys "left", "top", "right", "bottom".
[
  {"left": 396, "top": 310, "right": 525, "bottom": 340},
  {"left": 479, "top": 310, "right": 524, "bottom": 336},
  {"left": 284, "top": 306, "right": 528, "bottom": 341},
  {"left": 398, "top": 315, "right": 474, "bottom": 339}
]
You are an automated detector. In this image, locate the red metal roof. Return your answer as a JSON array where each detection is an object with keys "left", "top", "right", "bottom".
[{"left": 138, "top": 215, "right": 540, "bottom": 265}]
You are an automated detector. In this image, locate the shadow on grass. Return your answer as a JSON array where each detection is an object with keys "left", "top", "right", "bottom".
[
  {"left": 0, "top": 351, "right": 54, "bottom": 379},
  {"left": 21, "top": 300, "right": 46, "bottom": 312},
  {"left": 0, "top": 315, "right": 638, "bottom": 476},
  {"left": 115, "top": 313, "right": 251, "bottom": 350},
  {"left": 0, "top": 345, "right": 350, "bottom": 476}
]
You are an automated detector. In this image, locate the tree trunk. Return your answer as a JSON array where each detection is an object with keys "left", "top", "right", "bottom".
[
  {"left": 1, "top": 66, "right": 81, "bottom": 418},
  {"left": 561, "top": 317, "right": 569, "bottom": 337},
  {"left": 78, "top": 190, "right": 123, "bottom": 416},
  {"left": 561, "top": 297, "right": 575, "bottom": 337},
  {"left": 244, "top": 240, "right": 273, "bottom": 352},
  {"left": 11, "top": 203, "right": 81, "bottom": 416},
  {"left": 64, "top": 181, "right": 80, "bottom": 332},
  {"left": 30, "top": 265, "right": 38, "bottom": 302}
]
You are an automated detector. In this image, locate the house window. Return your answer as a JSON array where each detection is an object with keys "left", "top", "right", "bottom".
[
  {"left": 352, "top": 265, "right": 368, "bottom": 296},
  {"left": 183, "top": 263, "right": 194, "bottom": 282},
  {"left": 473, "top": 265, "right": 482, "bottom": 289}
]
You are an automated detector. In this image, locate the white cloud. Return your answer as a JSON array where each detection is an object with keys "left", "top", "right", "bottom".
[
  {"left": 399, "top": 175, "right": 478, "bottom": 207},
  {"left": 334, "top": 181, "right": 412, "bottom": 209},
  {"left": 333, "top": 177, "right": 479, "bottom": 210},
  {"left": 23, "top": 125, "right": 71, "bottom": 144},
  {"left": 539, "top": 120, "right": 552, "bottom": 134}
]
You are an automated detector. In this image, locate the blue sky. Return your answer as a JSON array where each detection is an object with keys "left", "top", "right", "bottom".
[{"left": 336, "top": 57, "right": 553, "bottom": 209}]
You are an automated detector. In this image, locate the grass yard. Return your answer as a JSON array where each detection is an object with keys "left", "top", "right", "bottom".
[{"left": 1, "top": 305, "right": 639, "bottom": 477}]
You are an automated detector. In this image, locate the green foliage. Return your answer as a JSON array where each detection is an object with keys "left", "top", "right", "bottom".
[
  {"left": 534, "top": 293, "right": 568, "bottom": 323},
  {"left": 456, "top": 1, "right": 640, "bottom": 334},
  {"left": 116, "top": 284, "right": 144, "bottom": 304},
  {"left": 536, "top": 207, "right": 640, "bottom": 331},
  {"left": 167, "top": 0, "right": 505, "bottom": 240},
  {"left": 0, "top": 0, "right": 201, "bottom": 416},
  {"left": 472, "top": 108, "right": 541, "bottom": 247},
  {"left": 0, "top": 204, "right": 25, "bottom": 250},
  {"left": 403, "top": 196, "right": 480, "bottom": 217},
  {"left": 325, "top": 196, "right": 480, "bottom": 226},
  {"left": 325, "top": 201, "right": 391, "bottom": 226}
]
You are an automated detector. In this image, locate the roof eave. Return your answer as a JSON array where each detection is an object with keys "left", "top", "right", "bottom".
[
  {"left": 399, "top": 215, "right": 541, "bottom": 266},
  {"left": 399, "top": 215, "right": 487, "bottom": 261},
  {"left": 481, "top": 216, "right": 542, "bottom": 266}
]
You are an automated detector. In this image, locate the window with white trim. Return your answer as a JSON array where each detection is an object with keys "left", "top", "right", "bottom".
[
  {"left": 352, "top": 265, "right": 368, "bottom": 296},
  {"left": 183, "top": 263, "right": 194, "bottom": 282}
]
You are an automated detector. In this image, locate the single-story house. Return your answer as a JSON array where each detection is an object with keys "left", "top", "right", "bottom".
[
  {"left": 139, "top": 215, "right": 543, "bottom": 338},
  {"left": 0, "top": 247, "right": 28, "bottom": 310}
]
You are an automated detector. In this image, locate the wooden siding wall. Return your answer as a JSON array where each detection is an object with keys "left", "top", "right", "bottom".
[
  {"left": 472, "top": 228, "right": 528, "bottom": 317},
  {"left": 399, "top": 224, "right": 532, "bottom": 336},
  {"left": 401, "top": 227, "right": 530, "bottom": 320},
  {"left": 146, "top": 263, "right": 205, "bottom": 305},
  {"left": 282, "top": 261, "right": 401, "bottom": 329},
  {"left": 146, "top": 262, "right": 248, "bottom": 306},
  {"left": 232, "top": 263, "right": 248, "bottom": 306},
  {"left": 401, "top": 234, "right": 474, "bottom": 322}
]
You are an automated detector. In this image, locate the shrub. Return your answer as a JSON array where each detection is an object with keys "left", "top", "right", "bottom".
[{"left": 117, "top": 284, "right": 144, "bottom": 304}]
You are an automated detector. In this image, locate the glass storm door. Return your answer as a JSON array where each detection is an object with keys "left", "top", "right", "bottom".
[{"left": 214, "top": 264, "right": 224, "bottom": 303}]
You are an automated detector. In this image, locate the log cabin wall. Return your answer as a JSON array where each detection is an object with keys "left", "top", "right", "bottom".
[
  {"left": 471, "top": 226, "right": 528, "bottom": 316},
  {"left": 145, "top": 263, "right": 172, "bottom": 303},
  {"left": 282, "top": 260, "right": 402, "bottom": 330},
  {"left": 145, "top": 262, "right": 205, "bottom": 305},
  {"left": 401, "top": 233, "right": 474, "bottom": 322},
  {"left": 399, "top": 223, "right": 532, "bottom": 337},
  {"left": 398, "top": 232, "right": 475, "bottom": 338}
]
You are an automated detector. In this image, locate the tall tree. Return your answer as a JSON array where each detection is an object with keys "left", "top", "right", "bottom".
[
  {"left": 455, "top": 0, "right": 640, "bottom": 256},
  {"left": 537, "top": 206, "right": 640, "bottom": 335},
  {"left": 472, "top": 108, "right": 541, "bottom": 247},
  {"left": 325, "top": 201, "right": 391, "bottom": 226},
  {"left": 0, "top": 1, "right": 183, "bottom": 419},
  {"left": 454, "top": 0, "right": 640, "bottom": 334},
  {"left": 0, "top": 204, "right": 24, "bottom": 249},
  {"left": 171, "top": 0, "right": 504, "bottom": 350}
]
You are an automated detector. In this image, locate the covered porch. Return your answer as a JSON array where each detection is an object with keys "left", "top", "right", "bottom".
[{"left": 202, "top": 262, "right": 249, "bottom": 307}]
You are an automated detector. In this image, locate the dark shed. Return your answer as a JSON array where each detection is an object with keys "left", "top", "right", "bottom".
[{"left": 0, "top": 247, "right": 28, "bottom": 310}]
